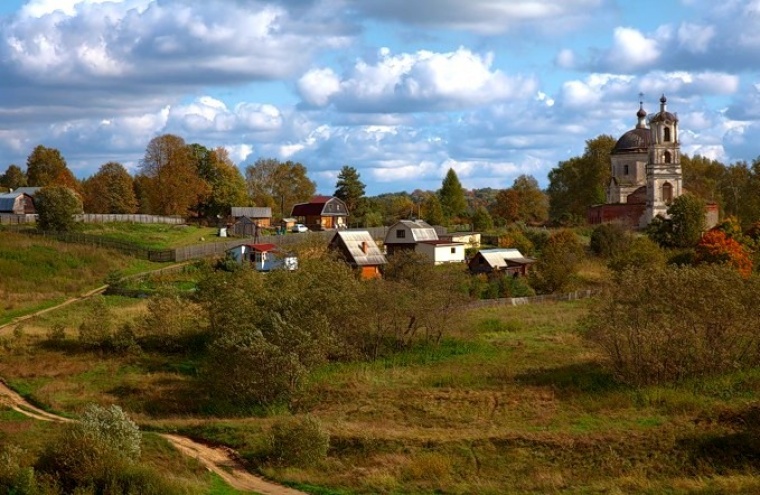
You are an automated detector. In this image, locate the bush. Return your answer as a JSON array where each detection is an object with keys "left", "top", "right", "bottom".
[
  {"left": 584, "top": 265, "right": 760, "bottom": 386},
  {"left": 269, "top": 415, "right": 329, "bottom": 467},
  {"left": 589, "top": 223, "right": 629, "bottom": 258},
  {"left": 77, "top": 296, "right": 114, "bottom": 350},
  {"left": 607, "top": 236, "right": 666, "bottom": 275}
]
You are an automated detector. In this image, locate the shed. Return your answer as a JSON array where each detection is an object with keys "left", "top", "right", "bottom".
[
  {"left": 468, "top": 248, "right": 535, "bottom": 277},
  {"left": 230, "top": 206, "right": 272, "bottom": 227},
  {"left": 0, "top": 192, "right": 35, "bottom": 214},
  {"left": 329, "top": 230, "right": 387, "bottom": 279},
  {"left": 231, "top": 216, "right": 263, "bottom": 237},
  {"left": 226, "top": 243, "right": 298, "bottom": 271},
  {"left": 415, "top": 240, "right": 466, "bottom": 265}
]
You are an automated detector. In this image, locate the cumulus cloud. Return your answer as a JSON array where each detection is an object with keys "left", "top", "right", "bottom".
[{"left": 297, "top": 47, "right": 537, "bottom": 112}]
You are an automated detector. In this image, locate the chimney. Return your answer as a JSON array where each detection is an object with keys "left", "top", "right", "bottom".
[{"left": 361, "top": 241, "right": 368, "bottom": 254}]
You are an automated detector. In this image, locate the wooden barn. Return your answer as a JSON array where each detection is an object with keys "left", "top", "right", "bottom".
[
  {"left": 468, "top": 248, "right": 535, "bottom": 277},
  {"left": 329, "top": 230, "right": 387, "bottom": 279},
  {"left": 0, "top": 192, "right": 35, "bottom": 214}
]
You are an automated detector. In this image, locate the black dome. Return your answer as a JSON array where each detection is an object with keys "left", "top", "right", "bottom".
[{"left": 613, "top": 128, "right": 651, "bottom": 153}]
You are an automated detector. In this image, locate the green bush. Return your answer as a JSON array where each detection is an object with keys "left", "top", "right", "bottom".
[
  {"left": 589, "top": 223, "right": 629, "bottom": 258},
  {"left": 584, "top": 265, "right": 760, "bottom": 386},
  {"left": 269, "top": 415, "right": 330, "bottom": 467}
]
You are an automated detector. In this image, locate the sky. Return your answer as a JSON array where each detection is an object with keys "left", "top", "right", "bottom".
[{"left": 0, "top": 0, "right": 759, "bottom": 196}]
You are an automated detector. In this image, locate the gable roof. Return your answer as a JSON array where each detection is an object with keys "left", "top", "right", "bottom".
[
  {"left": 231, "top": 207, "right": 271, "bottom": 218},
  {"left": 0, "top": 192, "right": 31, "bottom": 212},
  {"left": 391, "top": 219, "right": 439, "bottom": 242},
  {"left": 475, "top": 249, "right": 535, "bottom": 269},
  {"left": 330, "top": 230, "right": 387, "bottom": 266},
  {"left": 11, "top": 187, "right": 41, "bottom": 197}
]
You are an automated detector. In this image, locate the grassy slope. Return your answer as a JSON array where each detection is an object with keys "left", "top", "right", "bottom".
[
  {"left": 0, "top": 231, "right": 163, "bottom": 324},
  {"left": 2, "top": 299, "right": 760, "bottom": 494},
  {"left": 75, "top": 222, "right": 227, "bottom": 249}
]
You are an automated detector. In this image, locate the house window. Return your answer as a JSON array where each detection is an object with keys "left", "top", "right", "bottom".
[
  {"left": 451, "top": 247, "right": 456, "bottom": 254},
  {"left": 662, "top": 182, "right": 673, "bottom": 203},
  {"left": 664, "top": 151, "right": 672, "bottom": 163},
  {"left": 623, "top": 164, "right": 629, "bottom": 175},
  {"left": 664, "top": 127, "right": 671, "bottom": 142},
  {"left": 396, "top": 229, "right": 406, "bottom": 239}
]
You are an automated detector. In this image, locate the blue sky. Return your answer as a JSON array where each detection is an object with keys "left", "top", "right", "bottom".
[{"left": 0, "top": 0, "right": 759, "bottom": 195}]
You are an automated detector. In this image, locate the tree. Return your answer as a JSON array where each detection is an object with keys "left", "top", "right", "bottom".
[
  {"left": 547, "top": 135, "right": 615, "bottom": 222},
  {"left": 589, "top": 223, "right": 630, "bottom": 258},
  {"left": 421, "top": 194, "right": 445, "bottom": 226},
  {"left": 668, "top": 193, "right": 706, "bottom": 248},
  {"left": 491, "top": 175, "right": 548, "bottom": 225},
  {"left": 334, "top": 165, "right": 365, "bottom": 215},
  {"left": 35, "top": 186, "right": 83, "bottom": 231},
  {"left": 471, "top": 206, "right": 494, "bottom": 231},
  {"left": 191, "top": 145, "right": 248, "bottom": 219},
  {"left": 26, "top": 145, "right": 79, "bottom": 191},
  {"left": 81, "top": 162, "right": 138, "bottom": 214},
  {"left": 694, "top": 229, "right": 753, "bottom": 278},
  {"left": 0, "top": 164, "right": 26, "bottom": 189},
  {"left": 138, "top": 134, "right": 209, "bottom": 216},
  {"left": 244, "top": 158, "right": 316, "bottom": 219},
  {"left": 438, "top": 168, "right": 467, "bottom": 222},
  {"left": 530, "top": 229, "right": 585, "bottom": 293},
  {"left": 681, "top": 154, "right": 725, "bottom": 203}
]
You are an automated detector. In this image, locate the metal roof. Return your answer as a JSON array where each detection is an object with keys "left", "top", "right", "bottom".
[
  {"left": 231, "top": 207, "right": 271, "bottom": 218},
  {"left": 394, "top": 219, "right": 439, "bottom": 242},
  {"left": 331, "top": 230, "right": 387, "bottom": 266},
  {"left": 476, "top": 249, "right": 535, "bottom": 269},
  {"left": 10, "top": 187, "right": 41, "bottom": 197}
]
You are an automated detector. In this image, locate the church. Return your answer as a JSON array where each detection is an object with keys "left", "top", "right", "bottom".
[{"left": 587, "top": 95, "right": 717, "bottom": 229}]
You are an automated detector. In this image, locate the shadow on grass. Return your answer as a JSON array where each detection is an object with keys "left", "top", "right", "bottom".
[{"left": 514, "top": 361, "right": 625, "bottom": 397}]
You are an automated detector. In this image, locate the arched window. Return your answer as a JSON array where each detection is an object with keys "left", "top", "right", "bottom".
[
  {"left": 664, "top": 151, "right": 672, "bottom": 163},
  {"left": 662, "top": 182, "right": 673, "bottom": 203},
  {"left": 663, "top": 127, "right": 671, "bottom": 142}
]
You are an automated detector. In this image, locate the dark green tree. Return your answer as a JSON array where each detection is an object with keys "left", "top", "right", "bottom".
[
  {"left": 422, "top": 194, "right": 445, "bottom": 226},
  {"left": 190, "top": 145, "right": 248, "bottom": 218},
  {"left": 471, "top": 206, "right": 494, "bottom": 231},
  {"left": 438, "top": 168, "right": 467, "bottom": 222},
  {"left": 334, "top": 165, "right": 366, "bottom": 215},
  {"left": 0, "top": 164, "right": 27, "bottom": 189},
  {"left": 547, "top": 135, "right": 615, "bottom": 222},
  {"left": 35, "top": 186, "right": 83, "bottom": 231}
]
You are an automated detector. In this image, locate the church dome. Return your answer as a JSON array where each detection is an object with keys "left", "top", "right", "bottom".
[
  {"left": 649, "top": 94, "right": 678, "bottom": 123},
  {"left": 613, "top": 128, "right": 651, "bottom": 154}
]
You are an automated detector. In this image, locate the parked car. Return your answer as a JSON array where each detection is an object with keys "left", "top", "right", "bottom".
[{"left": 292, "top": 223, "right": 308, "bottom": 233}]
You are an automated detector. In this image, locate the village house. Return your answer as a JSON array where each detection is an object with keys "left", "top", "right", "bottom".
[
  {"left": 0, "top": 192, "right": 36, "bottom": 215},
  {"left": 383, "top": 219, "right": 465, "bottom": 264},
  {"left": 468, "top": 248, "right": 535, "bottom": 277},
  {"left": 291, "top": 196, "right": 347, "bottom": 230},
  {"left": 329, "top": 230, "right": 387, "bottom": 279},
  {"left": 226, "top": 243, "right": 298, "bottom": 272}
]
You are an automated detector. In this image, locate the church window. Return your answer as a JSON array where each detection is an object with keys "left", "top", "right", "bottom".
[
  {"left": 664, "top": 151, "right": 672, "bottom": 163},
  {"left": 664, "top": 127, "right": 671, "bottom": 142},
  {"left": 623, "top": 164, "right": 629, "bottom": 175},
  {"left": 662, "top": 182, "right": 673, "bottom": 204}
]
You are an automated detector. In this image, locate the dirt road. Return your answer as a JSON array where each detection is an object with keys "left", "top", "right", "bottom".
[{"left": 0, "top": 380, "right": 307, "bottom": 495}]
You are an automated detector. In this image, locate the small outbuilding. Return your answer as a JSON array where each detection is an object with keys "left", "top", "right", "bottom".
[
  {"left": 329, "top": 230, "right": 387, "bottom": 279},
  {"left": 415, "top": 240, "right": 466, "bottom": 265},
  {"left": 0, "top": 192, "right": 36, "bottom": 214},
  {"left": 468, "top": 248, "right": 535, "bottom": 277},
  {"left": 230, "top": 207, "right": 272, "bottom": 227},
  {"left": 226, "top": 243, "right": 298, "bottom": 272}
]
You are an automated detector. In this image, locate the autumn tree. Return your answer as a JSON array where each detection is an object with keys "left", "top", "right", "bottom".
[
  {"left": 191, "top": 145, "right": 248, "bottom": 219},
  {"left": 334, "top": 165, "right": 366, "bottom": 215},
  {"left": 438, "top": 168, "right": 467, "bottom": 222},
  {"left": 694, "top": 229, "right": 753, "bottom": 277},
  {"left": 530, "top": 229, "right": 585, "bottom": 293},
  {"left": 35, "top": 186, "right": 83, "bottom": 231},
  {"left": 547, "top": 135, "right": 615, "bottom": 223},
  {"left": 138, "top": 134, "right": 209, "bottom": 216},
  {"left": 26, "top": 145, "right": 79, "bottom": 191},
  {"left": 0, "top": 164, "right": 26, "bottom": 189},
  {"left": 81, "top": 162, "right": 137, "bottom": 214},
  {"left": 245, "top": 158, "right": 316, "bottom": 219},
  {"left": 491, "top": 175, "right": 548, "bottom": 225}
]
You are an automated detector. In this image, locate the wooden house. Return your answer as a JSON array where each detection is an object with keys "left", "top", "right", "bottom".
[
  {"left": 329, "top": 230, "right": 387, "bottom": 279},
  {"left": 291, "top": 196, "right": 347, "bottom": 230},
  {"left": 468, "top": 248, "right": 535, "bottom": 277},
  {"left": 226, "top": 243, "right": 298, "bottom": 271},
  {"left": 0, "top": 192, "right": 35, "bottom": 214},
  {"left": 231, "top": 216, "right": 264, "bottom": 237},
  {"left": 230, "top": 207, "right": 272, "bottom": 227},
  {"left": 383, "top": 219, "right": 439, "bottom": 255}
]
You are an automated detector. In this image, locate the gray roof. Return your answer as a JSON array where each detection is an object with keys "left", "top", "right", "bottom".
[
  {"left": 0, "top": 193, "right": 21, "bottom": 211},
  {"left": 397, "top": 219, "right": 439, "bottom": 242},
  {"left": 11, "top": 187, "right": 41, "bottom": 197},
  {"left": 476, "top": 249, "right": 535, "bottom": 269},
  {"left": 231, "top": 206, "right": 272, "bottom": 218},
  {"left": 332, "top": 230, "right": 387, "bottom": 266}
]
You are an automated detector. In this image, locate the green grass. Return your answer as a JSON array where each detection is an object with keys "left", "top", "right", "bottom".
[{"left": 76, "top": 222, "right": 225, "bottom": 249}]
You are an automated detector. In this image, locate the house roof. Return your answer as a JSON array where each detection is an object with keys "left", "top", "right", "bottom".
[
  {"left": 231, "top": 207, "right": 271, "bottom": 218},
  {"left": 11, "top": 187, "right": 41, "bottom": 197},
  {"left": 476, "top": 248, "right": 535, "bottom": 268},
  {"left": 389, "top": 219, "right": 439, "bottom": 242},
  {"left": 227, "top": 243, "right": 278, "bottom": 254},
  {"left": 0, "top": 192, "right": 30, "bottom": 212},
  {"left": 330, "top": 230, "right": 387, "bottom": 266},
  {"left": 291, "top": 196, "right": 347, "bottom": 217}
]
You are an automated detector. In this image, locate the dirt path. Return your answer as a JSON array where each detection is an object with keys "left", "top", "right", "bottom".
[
  {"left": 0, "top": 285, "right": 109, "bottom": 333},
  {"left": 0, "top": 382, "right": 307, "bottom": 495}
]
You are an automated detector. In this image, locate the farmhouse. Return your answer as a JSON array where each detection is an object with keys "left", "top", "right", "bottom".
[
  {"left": 329, "top": 230, "right": 387, "bottom": 279},
  {"left": 226, "top": 243, "right": 298, "bottom": 272},
  {"left": 291, "top": 196, "right": 347, "bottom": 230},
  {"left": 0, "top": 192, "right": 35, "bottom": 214},
  {"left": 383, "top": 219, "right": 439, "bottom": 255},
  {"left": 468, "top": 248, "right": 535, "bottom": 277}
]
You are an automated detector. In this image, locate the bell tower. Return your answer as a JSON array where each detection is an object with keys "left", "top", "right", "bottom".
[{"left": 643, "top": 94, "right": 683, "bottom": 224}]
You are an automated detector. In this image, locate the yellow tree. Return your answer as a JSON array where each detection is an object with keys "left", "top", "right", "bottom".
[{"left": 82, "top": 162, "right": 138, "bottom": 214}]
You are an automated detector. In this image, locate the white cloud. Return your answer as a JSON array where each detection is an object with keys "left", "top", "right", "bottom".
[
  {"left": 677, "top": 22, "right": 715, "bottom": 53},
  {"left": 607, "top": 27, "right": 661, "bottom": 69},
  {"left": 297, "top": 68, "right": 342, "bottom": 107}
]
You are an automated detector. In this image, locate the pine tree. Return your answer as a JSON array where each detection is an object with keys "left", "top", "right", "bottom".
[
  {"left": 438, "top": 168, "right": 467, "bottom": 222},
  {"left": 334, "top": 166, "right": 366, "bottom": 214}
]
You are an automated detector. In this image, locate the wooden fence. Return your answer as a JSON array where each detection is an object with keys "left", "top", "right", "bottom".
[
  {"left": 76, "top": 214, "right": 185, "bottom": 224},
  {"left": 0, "top": 214, "right": 35, "bottom": 225}
]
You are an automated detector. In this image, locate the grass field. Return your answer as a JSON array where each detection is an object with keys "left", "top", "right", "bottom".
[
  {"left": 76, "top": 222, "right": 230, "bottom": 249},
  {"left": 2, "top": 297, "right": 759, "bottom": 494},
  {"left": 0, "top": 231, "right": 163, "bottom": 324}
]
